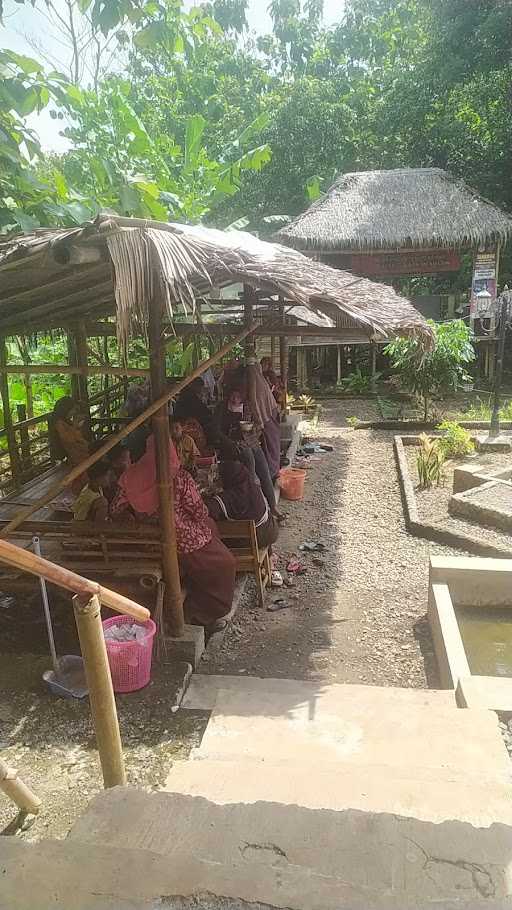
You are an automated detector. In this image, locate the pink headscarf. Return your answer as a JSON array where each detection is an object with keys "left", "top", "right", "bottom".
[{"left": 118, "top": 434, "right": 180, "bottom": 516}]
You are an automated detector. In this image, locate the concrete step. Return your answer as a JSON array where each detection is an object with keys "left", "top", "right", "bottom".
[
  {"left": 163, "top": 756, "right": 512, "bottom": 827},
  {"left": 186, "top": 678, "right": 511, "bottom": 780},
  {"left": 182, "top": 674, "right": 459, "bottom": 713},
  {"left": 62, "top": 787, "right": 512, "bottom": 909}
]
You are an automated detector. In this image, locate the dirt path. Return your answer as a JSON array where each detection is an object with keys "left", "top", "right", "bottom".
[{"left": 206, "top": 399, "right": 466, "bottom": 688}]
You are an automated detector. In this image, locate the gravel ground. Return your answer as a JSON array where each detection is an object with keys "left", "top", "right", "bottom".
[
  {"left": 205, "top": 399, "right": 469, "bottom": 688},
  {"left": 0, "top": 652, "right": 208, "bottom": 841}
]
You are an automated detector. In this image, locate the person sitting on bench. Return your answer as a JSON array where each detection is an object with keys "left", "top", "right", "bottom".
[
  {"left": 205, "top": 460, "right": 279, "bottom": 549},
  {"left": 112, "top": 434, "right": 236, "bottom": 632},
  {"left": 73, "top": 460, "right": 111, "bottom": 524},
  {"left": 170, "top": 418, "right": 200, "bottom": 474},
  {"left": 49, "top": 396, "right": 90, "bottom": 466}
]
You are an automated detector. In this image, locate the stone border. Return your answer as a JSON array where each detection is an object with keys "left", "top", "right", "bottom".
[
  {"left": 394, "top": 435, "right": 512, "bottom": 559},
  {"left": 358, "top": 419, "right": 512, "bottom": 431}
]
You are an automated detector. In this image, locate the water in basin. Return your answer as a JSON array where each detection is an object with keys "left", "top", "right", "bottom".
[{"left": 456, "top": 606, "right": 512, "bottom": 677}]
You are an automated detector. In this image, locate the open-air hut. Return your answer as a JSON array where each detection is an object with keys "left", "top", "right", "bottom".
[
  {"left": 0, "top": 213, "right": 433, "bottom": 634},
  {"left": 277, "top": 168, "right": 512, "bottom": 383}
]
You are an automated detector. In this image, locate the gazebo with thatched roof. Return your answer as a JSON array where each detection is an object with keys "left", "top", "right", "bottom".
[
  {"left": 276, "top": 168, "right": 512, "bottom": 269},
  {"left": 0, "top": 212, "right": 433, "bottom": 634},
  {"left": 277, "top": 168, "right": 512, "bottom": 384}
]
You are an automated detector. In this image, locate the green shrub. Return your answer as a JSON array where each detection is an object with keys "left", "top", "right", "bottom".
[
  {"left": 346, "top": 415, "right": 359, "bottom": 428},
  {"left": 437, "top": 420, "right": 475, "bottom": 459},
  {"left": 341, "top": 368, "right": 381, "bottom": 393},
  {"left": 416, "top": 433, "right": 445, "bottom": 488}
]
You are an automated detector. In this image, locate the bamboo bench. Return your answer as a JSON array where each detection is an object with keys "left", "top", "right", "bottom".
[
  {"left": 0, "top": 517, "right": 271, "bottom": 606},
  {"left": 216, "top": 519, "right": 271, "bottom": 607}
]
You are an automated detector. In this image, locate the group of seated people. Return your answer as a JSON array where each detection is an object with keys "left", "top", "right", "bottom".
[{"left": 48, "top": 350, "right": 285, "bottom": 632}]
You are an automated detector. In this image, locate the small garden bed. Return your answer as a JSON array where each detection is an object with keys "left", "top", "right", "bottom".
[{"left": 395, "top": 433, "right": 512, "bottom": 558}]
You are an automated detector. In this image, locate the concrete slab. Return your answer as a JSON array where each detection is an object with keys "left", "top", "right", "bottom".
[
  {"left": 181, "top": 674, "right": 458, "bottom": 713},
  {"left": 190, "top": 682, "right": 511, "bottom": 778},
  {"left": 457, "top": 674, "right": 512, "bottom": 711},
  {"left": 476, "top": 434, "right": 512, "bottom": 453},
  {"left": 450, "top": 480, "right": 512, "bottom": 532},
  {"left": 63, "top": 788, "right": 512, "bottom": 907},
  {"left": 163, "top": 755, "right": 512, "bottom": 826},
  {"left": 165, "top": 624, "right": 205, "bottom": 669},
  {"left": 4, "top": 828, "right": 512, "bottom": 910}
]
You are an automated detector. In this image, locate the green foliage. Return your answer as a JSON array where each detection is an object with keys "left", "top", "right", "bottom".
[
  {"left": 341, "top": 367, "right": 381, "bottom": 393},
  {"left": 436, "top": 420, "right": 475, "bottom": 460},
  {"left": 416, "top": 433, "right": 445, "bottom": 490},
  {"left": 346, "top": 415, "right": 360, "bottom": 428},
  {"left": 385, "top": 321, "right": 475, "bottom": 422},
  {"left": 298, "top": 393, "right": 315, "bottom": 412}
]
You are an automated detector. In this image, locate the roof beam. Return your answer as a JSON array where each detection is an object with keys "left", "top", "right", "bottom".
[{"left": 82, "top": 320, "right": 367, "bottom": 339}]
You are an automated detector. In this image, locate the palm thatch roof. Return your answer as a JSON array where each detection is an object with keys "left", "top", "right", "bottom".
[
  {"left": 0, "top": 212, "right": 433, "bottom": 348},
  {"left": 277, "top": 168, "right": 512, "bottom": 252}
]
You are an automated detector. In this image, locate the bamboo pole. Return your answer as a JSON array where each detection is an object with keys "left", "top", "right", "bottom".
[
  {"left": 0, "top": 758, "right": 41, "bottom": 814},
  {"left": 1, "top": 365, "right": 150, "bottom": 377},
  {"left": 74, "top": 322, "right": 90, "bottom": 413},
  {"left": 148, "top": 297, "right": 184, "bottom": 637},
  {"left": 0, "top": 338, "right": 22, "bottom": 488},
  {"left": 1, "top": 324, "right": 255, "bottom": 537},
  {"left": 279, "top": 301, "right": 288, "bottom": 403},
  {"left": 0, "top": 537, "right": 149, "bottom": 620},
  {"left": 73, "top": 593, "right": 126, "bottom": 788}
]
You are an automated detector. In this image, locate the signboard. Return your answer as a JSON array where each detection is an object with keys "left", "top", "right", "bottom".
[
  {"left": 350, "top": 249, "right": 461, "bottom": 277},
  {"left": 470, "top": 248, "right": 498, "bottom": 318}
]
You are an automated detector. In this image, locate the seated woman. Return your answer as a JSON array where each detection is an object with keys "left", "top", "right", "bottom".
[
  {"left": 205, "top": 460, "right": 279, "bottom": 549},
  {"left": 73, "top": 460, "right": 111, "bottom": 523},
  {"left": 49, "top": 396, "right": 90, "bottom": 466},
  {"left": 170, "top": 419, "right": 200, "bottom": 474},
  {"left": 218, "top": 384, "right": 282, "bottom": 521},
  {"left": 112, "top": 435, "right": 236, "bottom": 631},
  {"left": 172, "top": 378, "right": 216, "bottom": 455}
]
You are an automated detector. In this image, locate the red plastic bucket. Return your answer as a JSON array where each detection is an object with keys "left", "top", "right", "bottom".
[
  {"left": 279, "top": 467, "right": 306, "bottom": 501},
  {"left": 102, "top": 615, "right": 156, "bottom": 693}
]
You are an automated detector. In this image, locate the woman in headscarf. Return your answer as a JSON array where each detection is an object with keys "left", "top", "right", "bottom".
[
  {"left": 173, "top": 377, "right": 216, "bottom": 455},
  {"left": 49, "top": 396, "right": 90, "bottom": 466},
  {"left": 111, "top": 434, "right": 236, "bottom": 631},
  {"left": 217, "top": 386, "right": 281, "bottom": 519},
  {"left": 245, "top": 348, "right": 282, "bottom": 481},
  {"left": 205, "top": 460, "right": 279, "bottom": 549}
]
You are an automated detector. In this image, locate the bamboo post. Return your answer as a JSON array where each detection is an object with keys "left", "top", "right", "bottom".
[
  {"left": 279, "top": 301, "right": 288, "bottom": 405},
  {"left": 149, "top": 297, "right": 184, "bottom": 637},
  {"left": 16, "top": 404, "right": 30, "bottom": 471},
  {"left": 243, "top": 284, "right": 256, "bottom": 357},
  {"left": 67, "top": 331, "right": 80, "bottom": 402},
  {"left": 0, "top": 758, "right": 41, "bottom": 814},
  {"left": 74, "top": 322, "right": 90, "bottom": 416},
  {"left": 1, "top": 324, "right": 256, "bottom": 537},
  {"left": 370, "top": 342, "right": 377, "bottom": 393},
  {"left": 0, "top": 338, "right": 22, "bottom": 488},
  {"left": 73, "top": 593, "right": 126, "bottom": 788}
]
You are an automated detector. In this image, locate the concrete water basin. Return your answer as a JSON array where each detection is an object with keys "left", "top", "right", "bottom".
[{"left": 428, "top": 556, "right": 512, "bottom": 711}]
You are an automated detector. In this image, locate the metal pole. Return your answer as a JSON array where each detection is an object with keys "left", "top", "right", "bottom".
[{"left": 489, "top": 292, "right": 509, "bottom": 438}]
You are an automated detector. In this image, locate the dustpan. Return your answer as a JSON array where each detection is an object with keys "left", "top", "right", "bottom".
[{"left": 33, "top": 537, "right": 88, "bottom": 699}]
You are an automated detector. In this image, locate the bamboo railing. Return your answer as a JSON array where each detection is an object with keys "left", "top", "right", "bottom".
[{"left": 0, "top": 538, "right": 150, "bottom": 792}]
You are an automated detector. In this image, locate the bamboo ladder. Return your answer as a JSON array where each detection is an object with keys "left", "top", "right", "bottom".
[{"left": 0, "top": 537, "right": 151, "bottom": 811}]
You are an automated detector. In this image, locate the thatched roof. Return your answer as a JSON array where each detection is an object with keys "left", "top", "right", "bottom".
[
  {"left": 277, "top": 168, "right": 512, "bottom": 252},
  {"left": 0, "top": 213, "right": 433, "bottom": 348}
]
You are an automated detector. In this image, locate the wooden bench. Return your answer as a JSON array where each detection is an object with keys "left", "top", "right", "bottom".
[
  {"left": 216, "top": 519, "right": 271, "bottom": 606},
  {"left": 0, "top": 516, "right": 271, "bottom": 606}
]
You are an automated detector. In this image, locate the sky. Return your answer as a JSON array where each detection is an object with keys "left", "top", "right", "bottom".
[{"left": 2, "top": 0, "right": 344, "bottom": 151}]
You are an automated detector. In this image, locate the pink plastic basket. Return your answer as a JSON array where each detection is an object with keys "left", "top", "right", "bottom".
[{"left": 102, "top": 615, "right": 156, "bottom": 693}]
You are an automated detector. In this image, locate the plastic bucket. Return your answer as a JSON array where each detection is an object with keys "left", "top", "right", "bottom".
[
  {"left": 102, "top": 615, "right": 156, "bottom": 693},
  {"left": 278, "top": 467, "right": 306, "bottom": 501}
]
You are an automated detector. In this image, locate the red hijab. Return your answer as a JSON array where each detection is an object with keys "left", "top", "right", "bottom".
[{"left": 118, "top": 434, "right": 179, "bottom": 516}]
